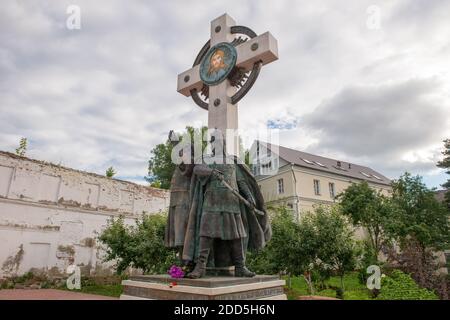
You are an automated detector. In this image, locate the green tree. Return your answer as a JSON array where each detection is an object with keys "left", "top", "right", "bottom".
[
  {"left": 15, "top": 137, "right": 27, "bottom": 157},
  {"left": 388, "top": 173, "right": 450, "bottom": 296},
  {"left": 98, "top": 213, "right": 176, "bottom": 274},
  {"left": 337, "top": 181, "right": 396, "bottom": 259},
  {"left": 248, "top": 206, "right": 358, "bottom": 296},
  {"left": 301, "top": 206, "right": 359, "bottom": 294},
  {"left": 437, "top": 138, "right": 450, "bottom": 208},
  {"left": 105, "top": 166, "right": 116, "bottom": 178},
  {"left": 146, "top": 141, "right": 175, "bottom": 189},
  {"left": 247, "top": 207, "right": 306, "bottom": 289},
  {"left": 391, "top": 173, "right": 449, "bottom": 251},
  {"left": 146, "top": 126, "right": 207, "bottom": 189}
]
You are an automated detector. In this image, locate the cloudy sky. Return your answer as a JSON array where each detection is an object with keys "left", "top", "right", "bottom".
[{"left": 1, "top": 0, "right": 449, "bottom": 188}]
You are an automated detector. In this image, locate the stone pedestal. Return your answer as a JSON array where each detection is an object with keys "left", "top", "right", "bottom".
[{"left": 120, "top": 275, "right": 287, "bottom": 300}]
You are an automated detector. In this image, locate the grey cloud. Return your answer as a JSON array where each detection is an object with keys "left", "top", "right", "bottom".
[
  {"left": 302, "top": 78, "right": 447, "bottom": 158},
  {"left": 299, "top": 78, "right": 449, "bottom": 179}
]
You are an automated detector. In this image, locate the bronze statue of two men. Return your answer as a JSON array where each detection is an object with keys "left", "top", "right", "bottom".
[{"left": 164, "top": 132, "right": 272, "bottom": 279}]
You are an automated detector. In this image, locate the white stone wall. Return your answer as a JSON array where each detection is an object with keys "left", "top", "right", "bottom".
[{"left": 0, "top": 151, "right": 169, "bottom": 277}]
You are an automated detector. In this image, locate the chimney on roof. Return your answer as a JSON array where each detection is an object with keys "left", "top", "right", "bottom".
[
  {"left": 348, "top": 163, "right": 351, "bottom": 169},
  {"left": 337, "top": 161, "right": 341, "bottom": 167}
]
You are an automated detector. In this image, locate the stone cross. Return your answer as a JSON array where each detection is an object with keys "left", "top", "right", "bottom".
[{"left": 177, "top": 13, "right": 278, "bottom": 137}]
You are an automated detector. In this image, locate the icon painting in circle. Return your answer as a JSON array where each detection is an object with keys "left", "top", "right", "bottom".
[{"left": 200, "top": 42, "right": 237, "bottom": 86}]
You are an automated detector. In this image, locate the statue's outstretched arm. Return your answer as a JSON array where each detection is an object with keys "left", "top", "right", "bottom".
[{"left": 193, "top": 164, "right": 213, "bottom": 177}]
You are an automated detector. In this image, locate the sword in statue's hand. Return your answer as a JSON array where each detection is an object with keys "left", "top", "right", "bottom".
[{"left": 211, "top": 169, "right": 265, "bottom": 216}]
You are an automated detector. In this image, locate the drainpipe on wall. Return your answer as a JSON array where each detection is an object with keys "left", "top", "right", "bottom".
[{"left": 291, "top": 163, "right": 299, "bottom": 223}]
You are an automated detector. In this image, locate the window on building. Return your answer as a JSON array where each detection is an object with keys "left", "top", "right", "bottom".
[
  {"left": 262, "top": 161, "right": 272, "bottom": 169},
  {"left": 372, "top": 174, "right": 383, "bottom": 181},
  {"left": 301, "top": 158, "right": 314, "bottom": 165},
  {"left": 260, "top": 161, "right": 272, "bottom": 175},
  {"left": 277, "top": 178, "right": 284, "bottom": 194},
  {"left": 313, "top": 179, "right": 321, "bottom": 195},
  {"left": 329, "top": 182, "right": 336, "bottom": 199},
  {"left": 314, "top": 161, "right": 327, "bottom": 168},
  {"left": 360, "top": 171, "right": 372, "bottom": 178}
]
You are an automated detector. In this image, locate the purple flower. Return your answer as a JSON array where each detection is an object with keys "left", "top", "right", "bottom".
[{"left": 168, "top": 265, "right": 185, "bottom": 279}]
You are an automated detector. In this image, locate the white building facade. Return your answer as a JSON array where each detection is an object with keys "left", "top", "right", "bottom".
[{"left": 0, "top": 151, "right": 169, "bottom": 277}]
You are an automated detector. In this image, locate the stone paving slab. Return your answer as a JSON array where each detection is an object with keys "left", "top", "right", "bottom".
[{"left": 0, "top": 289, "right": 118, "bottom": 300}]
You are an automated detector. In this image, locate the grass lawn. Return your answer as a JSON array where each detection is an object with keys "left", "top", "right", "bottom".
[
  {"left": 285, "top": 272, "right": 372, "bottom": 300},
  {"left": 59, "top": 284, "right": 123, "bottom": 298}
]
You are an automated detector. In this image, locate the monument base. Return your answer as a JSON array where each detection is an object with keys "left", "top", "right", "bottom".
[{"left": 120, "top": 275, "right": 287, "bottom": 300}]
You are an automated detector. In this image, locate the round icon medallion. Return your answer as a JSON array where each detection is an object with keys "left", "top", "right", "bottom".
[{"left": 199, "top": 42, "right": 237, "bottom": 86}]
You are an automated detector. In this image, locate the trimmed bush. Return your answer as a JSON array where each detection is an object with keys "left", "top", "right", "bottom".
[
  {"left": 98, "top": 213, "right": 177, "bottom": 274},
  {"left": 377, "top": 270, "right": 438, "bottom": 300}
]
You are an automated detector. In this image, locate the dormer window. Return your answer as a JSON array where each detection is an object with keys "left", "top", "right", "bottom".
[
  {"left": 314, "top": 161, "right": 326, "bottom": 167},
  {"left": 360, "top": 171, "right": 372, "bottom": 178},
  {"left": 301, "top": 158, "right": 314, "bottom": 165}
]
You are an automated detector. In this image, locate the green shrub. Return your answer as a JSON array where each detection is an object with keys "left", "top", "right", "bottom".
[
  {"left": 13, "top": 271, "right": 34, "bottom": 284},
  {"left": 246, "top": 249, "right": 279, "bottom": 275},
  {"left": 377, "top": 270, "right": 438, "bottom": 300},
  {"left": 98, "top": 213, "right": 177, "bottom": 274}
]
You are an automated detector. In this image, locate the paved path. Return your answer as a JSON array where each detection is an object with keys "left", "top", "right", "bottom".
[{"left": 0, "top": 289, "right": 118, "bottom": 300}]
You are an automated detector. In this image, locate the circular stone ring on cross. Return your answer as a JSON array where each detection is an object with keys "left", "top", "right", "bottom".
[{"left": 199, "top": 42, "right": 237, "bottom": 86}]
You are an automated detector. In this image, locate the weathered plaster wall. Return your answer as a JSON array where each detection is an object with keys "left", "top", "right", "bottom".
[{"left": 0, "top": 151, "right": 169, "bottom": 277}]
